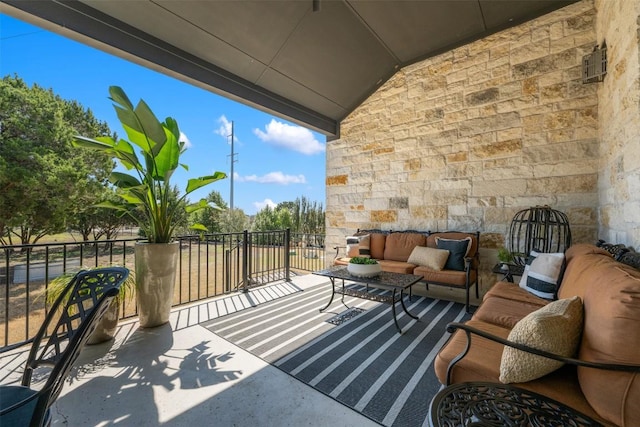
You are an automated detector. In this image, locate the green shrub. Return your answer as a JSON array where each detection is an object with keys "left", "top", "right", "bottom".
[
  {"left": 349, "top": 257, "right": 378, "bottom": 265},
  {"left": 497, "top": 247, "right": 514, "bottom": 263}
]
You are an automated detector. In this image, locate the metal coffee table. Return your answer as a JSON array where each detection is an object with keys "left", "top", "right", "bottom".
[{"left": 313, "top": 266, "right": 423, "bottom": 334}]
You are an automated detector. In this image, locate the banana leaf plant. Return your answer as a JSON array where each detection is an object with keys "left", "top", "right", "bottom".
[{"left": 73, "top": 86, "right": 226, "bottom": 243}]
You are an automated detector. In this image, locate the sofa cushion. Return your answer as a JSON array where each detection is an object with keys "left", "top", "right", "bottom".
[
  {"left": 499, "top": 296, "right": 583, "bottom": 384},
  {"left": 383, "top": 232, "right": 426, "bottom": 262},
  {"left": 557, "top": 245, "right": 612, "bottom": 300},
  {"left": 514, "top": 366, "right": 609, "bottom": 426},
  {"left": 436, "top": 237, "right": 472, "bottom": 271},
  {"left": 576, "top": 255, "right": 640, "bottom": 427},
  {"left": 435, "top": 319, "right": 512, "bottom": 385},
  {"left": 370, "top": 233, "right": 387, "bottom": 260},
  {"left": 474, "top": 295, "right": 544, "bottom": 329},
  {"left": 518, "top": 251, "right": 565, "bottom": 299},
  {"left": 407, "top": 246, "right": 449, "bottom": 270},
  {"left": 564, "top": 243, "right": 611, "bottom": 263},
  {"left": 483, "top": 282, "right": 549, "bottom": 307},
  {"left": 414, "top": 267, "right": 475, "bottom": 288},
  {"left": 377, "top": 259, "right": 417, "bottom": 274},
  {"left": 346, "top": 234, "right": 370, "bottom": 258}
]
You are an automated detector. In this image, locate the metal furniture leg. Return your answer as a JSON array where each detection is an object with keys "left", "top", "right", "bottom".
[
  {"left": 319, "top": 277, "right": 336, "bottom": 312},
  {"left": 391, "top": 289, "right": 402, "bottom": 333},
  {"left": 400, "top": 289, "right": 419, "bottom": 320}
]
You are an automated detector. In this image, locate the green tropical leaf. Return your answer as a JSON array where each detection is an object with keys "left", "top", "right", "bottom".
[
  {"left": 186, "top": 172, "right": 227, "bottom": 194},
  {"left": 190, "top": 223, "right": 208, "bottom": 232},
  {"left": 113, "top": 139, "right": 141, "bottom": 170},
  {"left": 94, "top": 200, "right": 129, "bottom": 211},
  {"left": 109, "top": 172, "right": 141, "bottom": 188},
  {"left": 152, "top": 131, "right": 180, "bottom": 181},
  {"left": 185, "top": 199, "right": 209, "bottom": 213},
  {"left": 72, "top": 135, "right": 114, "bottom": 150},
  {"left": 108, "top": 86, "right": 134, "bottom": 110}
]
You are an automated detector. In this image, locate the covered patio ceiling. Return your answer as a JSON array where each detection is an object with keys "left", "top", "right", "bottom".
[{"left": 1, "top": 0, "right": 577, "bottom": 137}]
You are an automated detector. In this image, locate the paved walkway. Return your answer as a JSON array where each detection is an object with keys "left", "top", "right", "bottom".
[{"left": 0, "top": 274, "right": 380, "bottom": 426}]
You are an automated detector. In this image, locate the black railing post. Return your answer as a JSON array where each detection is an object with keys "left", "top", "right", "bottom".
[
  {"left": 242, "top": 230, "right": 249, "bottom": 293},
  {"left": 225, "top": 249, "right": 231, "bottom": 293},
  {"left": 3, "top": 248, "right": 9, "bottom": 347},
  {"left": 285, "top": 228, "right": 291, "bottom": 281}
]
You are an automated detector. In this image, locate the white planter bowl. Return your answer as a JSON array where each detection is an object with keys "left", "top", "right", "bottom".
[{"left": 347, "top": 262, "right": 382, "bottom": 278}]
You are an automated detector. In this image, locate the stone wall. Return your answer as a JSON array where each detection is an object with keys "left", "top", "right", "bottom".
[
  {"left": 596, "top": 0, "right": 640, "bottom": 247},
  {"left": 325, "top": 0, "right": 600, "bottom": 294}
]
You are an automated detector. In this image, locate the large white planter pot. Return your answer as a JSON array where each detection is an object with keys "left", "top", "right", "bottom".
[
  {"left": 135, "top": 241, "right": 179, "bottom": 328},
  {"left": 347, "top": 262, "right": 382, "bottom": 278}
]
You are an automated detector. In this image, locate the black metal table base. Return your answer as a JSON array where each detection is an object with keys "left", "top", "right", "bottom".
[
  {"left": 318, "top": 275, "right": 420, "bottom": 334},
  {"left": 429, "top": 382, "right": 603, "bottom": 427}
]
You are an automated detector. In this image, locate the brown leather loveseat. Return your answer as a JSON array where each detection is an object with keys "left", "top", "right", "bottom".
[
  {"left": 334, "top": 230, "right": 480, "bottom": 312},
  {"left": 434, "top": 243, "right": 640, "bottom": 427}
]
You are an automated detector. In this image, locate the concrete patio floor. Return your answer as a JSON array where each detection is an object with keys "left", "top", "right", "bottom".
[{"left": 0, "top": 274, "right": 380, "bottom": 426}]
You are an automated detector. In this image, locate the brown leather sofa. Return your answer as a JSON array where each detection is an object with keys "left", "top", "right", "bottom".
[
  {"left": 334, "top": 230, "right": 480, "bottom": 312},
  {"left": 434, "top": 243, "right": 640, "bottom": 427}
]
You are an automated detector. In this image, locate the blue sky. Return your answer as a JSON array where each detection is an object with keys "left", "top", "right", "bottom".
[{"left": 0, "top": 14, "right": 326, "bottom": 215}]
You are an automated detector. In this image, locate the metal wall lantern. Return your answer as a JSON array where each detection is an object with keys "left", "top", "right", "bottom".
[
  {"left": 508, "top": 206, "right": 572, "bottom": 266},
  {"left": 582, "top": 41, "right": 607, "bottom": 84}
]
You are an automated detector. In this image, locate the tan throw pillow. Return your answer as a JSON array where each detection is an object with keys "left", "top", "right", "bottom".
[
  {"left": 407, "top": 246, "right": 450, "bottom": 270},
  {"left": 499, "top": 296, "right": 583, "bottom": 384}
]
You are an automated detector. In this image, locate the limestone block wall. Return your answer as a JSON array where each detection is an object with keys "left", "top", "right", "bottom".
[
  {"left": 325, "top": 0, "right": 600, "bottom": 294},
  {"left": 596, "top": 0, "right": 640, "bottom": 247}
]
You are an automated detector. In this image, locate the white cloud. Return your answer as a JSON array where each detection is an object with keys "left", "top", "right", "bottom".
[
  {"left": 253, "top": 198, "right": 277, "bottom": 211},
  {"left": 234, "top": 171, "right": 306, "bottom": 185},
  {"left": 179, "top": 131, "right": 192, "bottom": 149},
  {"left": 214, "top": 115, "right": 239, "bottom": 144},
  {"left": 254, "top": 119, "right": 324, "bottom": 155}
]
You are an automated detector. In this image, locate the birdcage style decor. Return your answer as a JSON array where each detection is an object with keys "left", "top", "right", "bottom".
[{"left": 507, "top": 206, "right": 572, "bottom": 266}]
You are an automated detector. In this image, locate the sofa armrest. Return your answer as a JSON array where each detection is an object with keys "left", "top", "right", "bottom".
[{"left": 444, "top": 321, "right": 640, "bottom": 385}]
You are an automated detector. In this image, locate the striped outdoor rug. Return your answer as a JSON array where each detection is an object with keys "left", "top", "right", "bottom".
[{"left": 204, "top": 281, "right": 470, "bottom": 427}]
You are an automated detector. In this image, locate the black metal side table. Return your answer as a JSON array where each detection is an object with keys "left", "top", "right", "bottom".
[
  {"left": 428, "top": 382, "right": 603, "bottom": 427},
  {"left": 492, "top": 263, "right": 525, "bottom": 283}
]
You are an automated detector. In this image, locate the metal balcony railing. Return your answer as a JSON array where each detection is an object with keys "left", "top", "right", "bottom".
[{"left": 0, "top": 230, "right": 325, "bottom": 350}]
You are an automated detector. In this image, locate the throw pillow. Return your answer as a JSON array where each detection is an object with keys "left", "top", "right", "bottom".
[
  {"left": 407, "top": 246, "right": 450, "bottom": 270},
  {"left": 499, "top": 296, "right": 583, "bottom": 384},
  {"left": 345, "top": 234, "right": 371, "bottom": 258},
  {"left": 435, "top": 237, "right": 472, "bottom": 271},
  {"left": 518, "top": 251, "right": 565, "bottom": 299}
]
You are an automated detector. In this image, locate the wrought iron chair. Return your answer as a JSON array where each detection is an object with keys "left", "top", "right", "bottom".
[{"left": 0, "top": 266, "right": 129, "bottom": 427}]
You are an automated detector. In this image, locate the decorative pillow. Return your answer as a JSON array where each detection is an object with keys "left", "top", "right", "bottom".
[
  {"left": 499, "top": 296, "right": 583, "bottom": 384},
  {"left": 518, "top": 251, "right": 565, "bottom": 299},
  {"left": 435, "top": 237, "right": 472, "bottom": 271},
  {"left": 407, "top": 246, "right": 450, "bottom": 270},
  {"left": 345, "top": 234, "right": 371, "bottom": 258}
]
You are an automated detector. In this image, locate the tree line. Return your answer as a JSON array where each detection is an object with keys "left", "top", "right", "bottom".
[{"left": 0, "top": 75, "right": 324, "bottom": 246}]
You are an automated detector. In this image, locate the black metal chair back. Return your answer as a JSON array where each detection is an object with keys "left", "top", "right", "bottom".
[{"left": 0, "top": 266, "right": 129, "bottom": 427}]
